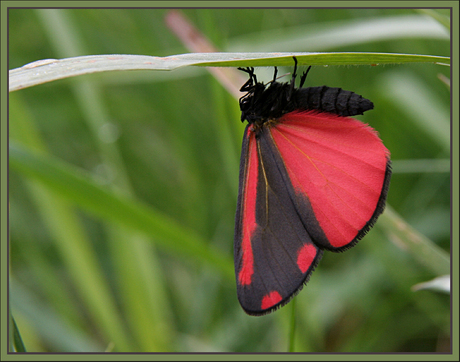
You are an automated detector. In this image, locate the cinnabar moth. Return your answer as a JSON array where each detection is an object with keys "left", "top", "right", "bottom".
[{"left": 234, "top": 58, "right": 391, "bottom": 316}]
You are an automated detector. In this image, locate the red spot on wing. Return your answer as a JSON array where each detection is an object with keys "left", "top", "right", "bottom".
[
  {"left": 272, "top": 110, "right": 389, "bottom": 248},
  {"left": 238, "top": 129, "right": 258, "bottom": 285},
  {"left": 261, "top": 291, "right": 283, "bottom": 310},
  {"left": 297, "top": 244, "right": 317, "bottom": 273}
]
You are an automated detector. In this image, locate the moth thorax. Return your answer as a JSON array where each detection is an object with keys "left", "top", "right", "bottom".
[
  {"left": 251, "top": 117, "right": 281, "bottom": 136},
  {"left": 265, "top": 118, "right": 281, "bottom": 128}
]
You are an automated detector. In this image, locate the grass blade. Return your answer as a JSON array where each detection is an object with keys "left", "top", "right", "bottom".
[
  {"left": 9, "top": 52, "right": 450, "bottom": 92},
  {"left": 11, "top": 315, "right": 26, "bottom": 352},
  {"left": 9, "top": 142, "right": 234, "bottom": 280}
]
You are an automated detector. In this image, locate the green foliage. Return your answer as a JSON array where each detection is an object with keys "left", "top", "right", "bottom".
[
  {"left": 11, "top": 316, "right": 26, "bottom": 352},
  {"left": 8, "top": 8, "right": 451, "bottom": 353}
]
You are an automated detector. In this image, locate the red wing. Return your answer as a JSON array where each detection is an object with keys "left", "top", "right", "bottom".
[
  {"left": 234, "top": 125, "right": 323, "bottom": 315},
  {"left": 270, "top": 110, "right": 391, "bottom": 250}
]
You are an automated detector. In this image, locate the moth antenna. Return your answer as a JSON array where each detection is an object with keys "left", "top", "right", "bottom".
[
  {"left": 272, "top": 67, "right": 278, "bottom": 83},
  {"left": 291, "top": 57, "right": 298, "bottom": 83},
  {"left": 299, "top": 66, "right": 312, "bottom": 88},
  {"left": 288, "top": 57, "right": 298, "bottom": 100}
]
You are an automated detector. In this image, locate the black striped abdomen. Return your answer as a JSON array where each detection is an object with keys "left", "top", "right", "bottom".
[{"left": 293, "top": 86, "right": 374, "bottom": 117}]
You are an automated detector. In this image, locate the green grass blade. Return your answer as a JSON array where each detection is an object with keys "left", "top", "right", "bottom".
[
  {"left": 9, "top": 142, "right": 234, "bottom": 280},
  {"left": 11, "top": 280, "right": 103, "bottom": 352},
  {"left": 380, "top": 71, "right": 450, "bottom": 152},
  {"left": 288, "top": 298, "right": 297, "bottom": 352},
  {"left": 378, "top": 206, "right": 450, "bottom": 276},
  {"left": 416, "top": 9, "right": 450, "bottom": 30},
  {"left": 227, "top": 14, "right": 449, "bottom": 52},
  {"left": 34, "top": 8, "right": 176, "bottom": 351},
  {"left": 11, "top": 315, "right": 27, "bottom": 352},
  {"left": 9, "top": 52, "right": 449, "bottom": 92},
  {"left": 9, "top": 95, "right": 134, "bottom": 351}
]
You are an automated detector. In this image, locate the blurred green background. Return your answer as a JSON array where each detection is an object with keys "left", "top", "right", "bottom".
[{"left": 8, "top": 8, "right": 451, "bottom": 353}]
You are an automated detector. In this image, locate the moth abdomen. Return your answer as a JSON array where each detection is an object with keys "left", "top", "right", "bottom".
[{"left": 294, "top": 86, "right": 374, "bottom": 117}]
